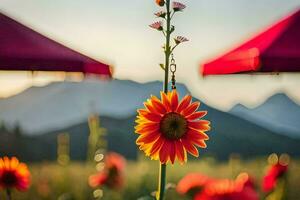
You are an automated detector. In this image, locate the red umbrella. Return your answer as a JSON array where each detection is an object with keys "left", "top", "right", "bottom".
[
  {"left": 0, "top": 12, "right": 112, "bottom": 77},
  {"left": 201, "top": 8, "right": 300, "bottom": 76}
]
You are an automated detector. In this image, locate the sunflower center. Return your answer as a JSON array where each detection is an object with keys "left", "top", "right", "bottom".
[
  {"left": 160, "top": 112, "right": 187, "bottom": 140},
  {"left": 1, "top": 171, "right": 18, "bottom": 187}
]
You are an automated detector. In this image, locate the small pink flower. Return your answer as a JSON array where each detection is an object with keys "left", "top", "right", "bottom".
[
  {"left": 174, "top": 36, "right": 189, "bottom": 44},
  {"left": 155, "top": 11, "right": 167, "bottom": 18},
  {"left": 149, "top": 21, "right": 163, "bottom": 31},
  {"left": 172, "top": 2, "right": 186, "bottom": 12}
]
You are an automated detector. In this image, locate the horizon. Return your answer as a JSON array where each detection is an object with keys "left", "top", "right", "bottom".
[
  {"left": 0, "top": 0, "right": 300, "bottom": 110},
  {"left": 1, "top": 78, "right": 299, "bottom": 112}
]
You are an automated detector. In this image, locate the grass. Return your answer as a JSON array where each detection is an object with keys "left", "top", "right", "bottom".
[{"left": 1, "top": 157, "right": 299, "bottom": 200}]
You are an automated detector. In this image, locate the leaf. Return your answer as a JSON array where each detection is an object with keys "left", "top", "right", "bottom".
[
  {"left": 159, "top": 64, "right": 165, "bottom": 70},
  {"left": 170, "top": 25, "right": 175, "bottom": 34}
]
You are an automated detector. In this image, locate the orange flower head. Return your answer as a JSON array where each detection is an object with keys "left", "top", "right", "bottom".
[
  {"left": 0, "top": 157, "right": 31, "bottom": 191},
  {"left": 135, "top": 90, "right": 211, "bottom": 164},
  {"left": 89, "top": 152, "right": 126, "bottom": 190},
  {"left": 105, "top": 152, "right": 126, "bottom": 173},
  {"left": 155, "top": 0, "right": 165, "bottom": 7},
  {"left": 178, "top": 172, "right": 258, "bottom": 200},
  {"left": 195, "top": 173, "right": 259, "bottom": 200},
  {"left": 177, "top": 173, "right": 212, "bottom": 195}
]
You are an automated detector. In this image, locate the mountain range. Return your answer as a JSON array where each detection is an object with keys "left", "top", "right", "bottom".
[
  {"left": 230, "top": 93, "right": 300, "bottom": 138},
  {"left": 0, "top": 79, "right": 189, "bottom": 134},
  {"left": 0, "top": 79, "right": 300, "bottom": 161}
]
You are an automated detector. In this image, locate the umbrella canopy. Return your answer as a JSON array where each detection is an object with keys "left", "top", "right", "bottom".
[
  {"left": 0, "top": 12, "right": 112, "bottom": 77},
  {"left": 201, "top": 9, "right": 300, "bottom": 76}
]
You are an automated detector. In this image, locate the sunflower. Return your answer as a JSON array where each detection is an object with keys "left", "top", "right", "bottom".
[
  {"left": 135, "top": 90, "right": 210, "bottom": 164},
  {"left": 0, "top": 157, "right": 31, "bottom": 191}
]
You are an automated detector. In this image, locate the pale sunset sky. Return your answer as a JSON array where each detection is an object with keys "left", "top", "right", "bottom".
[{"left": 0, "top": 0, "right": 300, "bottom": 111}]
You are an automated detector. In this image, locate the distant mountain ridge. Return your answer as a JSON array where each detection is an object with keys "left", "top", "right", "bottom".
[
  {"left": 0, "top": 79, "right": 190, "bottom": 134},
  {"left": 230, "top": 93, "right": 300, "bottom": 138}
]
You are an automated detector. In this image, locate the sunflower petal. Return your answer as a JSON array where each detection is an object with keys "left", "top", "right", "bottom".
[
  {"left": 144, "top": 100, "right": 160, "bottom": 115},
  {"left": 159, "top": 140, "right": 171, "bottom": 164},
  {"left": 182, "top": 102, "right": 200, "bottom": 116},
  {"left": 0, "top": 158, "right": 4, "bottom": 168},
  {"left": 135, "top": 121, "right": 158, "bottom": 129},
  {"left": 169, "top": 141, "right": 176, "bottom": 164},
  {"left": 136, "top": 131, "right": 160, "bottom": 145},
  {"left": 161, "top": 92, "right": 172, "bottom": 112},
  {"left": 170, "top": 90, "right": 179, "bottom": 111},
  {"left": 16, "top": 163, "right": 30, "bottom": 176},
  {"left": 149, "top": 136, "right": 165, "bottom": 156},
  {"left": 187, "top": 129, "right": 209, "bottom": 140},
  {"left": 175, "top": 141, "right": 186, "bottom": 163},
  {"left": 138, "top": 109, "right": 162, "bottom": 122},
  {"left": 176, "top": 95, "right": 192, "bottom": 113},
  {"left": 193, "top": 140, "right": 207, "bottom": 148},
  {"left": 188, "top": 120, "right": 211, "bottom": 132},
  {"left": 10, "top": 157, "right": 19, "bottom": 170},
  {"left": 187, "top": 111, "right": 207, "bottom": 121},
  {"left": 4, "top": 157, "right": 10, "bottom": 169},
  {"left": 135, "top": 123, "right": 159, "bottom": 134},
  {"left": 151, "top": 96, "right": 167, "bottom": 114},
  {"left": 181, "top": 138, "right": 199, "bottom": 157}
]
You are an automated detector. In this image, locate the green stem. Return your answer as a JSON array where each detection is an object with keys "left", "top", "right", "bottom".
[
  {"left": 156, "top": 164, "right": 167, "bottom": 200},
  {"left": 163, "top": 0, "right": 171, "bottom": 94},
  {"left": 6, "top": 189, "right": 12, "bottom": 200},
  {"left": 157, "top": 1, "right": 171, "bottom": 200}
]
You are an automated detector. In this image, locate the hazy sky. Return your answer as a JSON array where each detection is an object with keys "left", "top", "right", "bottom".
[{"left": 0, "top": 0, "right": 300, "bottom": 110}]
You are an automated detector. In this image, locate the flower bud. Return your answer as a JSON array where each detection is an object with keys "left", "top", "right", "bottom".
[{"left": 156, "top": 0, "right": 165, "bottom": 7}]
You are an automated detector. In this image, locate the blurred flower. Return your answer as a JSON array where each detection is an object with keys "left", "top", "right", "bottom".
[
  {"left": 0, "top": 157, "right": 30, "bottom": 191},
  {"left": 135, "top": 90, "right": 210, "bottom": 164},
  {"left": 155, "top": 11, "right": 167, "bottom": 18},
  {"left": 177, "top": 173, "right": 259, "bottom": 200},
  {"left": 105, "top": 152, "right": 125, "bottom": 172},
  {"left": 155, "top": 0, "right": 165, "bottom": 7},
  {"left": 172, "top": 2, "right": 186, "bottom": 12},
  {"left": 89, "top": 173, "right": 109, "bottom": 188},
  {"left": 89, "top": 152, "right": 126, "bottom": 189},
  {"left": 177, "top": 173, "right": 212, "bottom": 196},
  {"left": 149, "top": 21, "right": 163, "bottom": 31},
  {"left": 174, "top": 36, "right": 189, "bottom": 44},
  {"left": 262, "top": 157, "right": 289, "bottom": 193}
]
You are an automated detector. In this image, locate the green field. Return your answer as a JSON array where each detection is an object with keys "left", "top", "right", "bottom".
[{"left": 1, "top": 158, "right": 299, "bottom": 200}]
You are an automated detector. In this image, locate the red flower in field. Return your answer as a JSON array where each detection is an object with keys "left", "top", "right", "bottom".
[
  {"left": 89, "top": 173, "right": 109, "bottom": 187},
  {"left": 0, "top": 157, "right": 30, "bottom": 191},
  {"left": 149, "top": 21, "right": 163, "bottom": 31},
  {"left": 177, "top": 173, "right": 259, "bottom": 200},
  {"left": 262, "top": 162, "right": 288, "bottom": 193},
  {"left": 172, "top": 2, "right": 186, "bottom": 12},
  {"left": 177, "top": 173, "right": 212, "bottom": 195},
  {"left": 196, "top": 173, "right": 259, "bottom": 200},
  {"left": 105, "top": 152, "right": 126, "bottom": 172},
  {"left": 89, "top": 152, "right": 125, "bottom": 189},
  {"left": 155, "top": 0, "right": 165, "bottom": 7},
  {"left": 135, "top": 90, "right": 210, "bottom": 164}
]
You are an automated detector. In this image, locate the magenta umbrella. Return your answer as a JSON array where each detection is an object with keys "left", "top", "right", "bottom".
[
  {"left": 0, "top": 12, "right": 112, "bottom": 77},
  {"left": 201, "top": 8, "right": 300, "bottom": 76}
]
